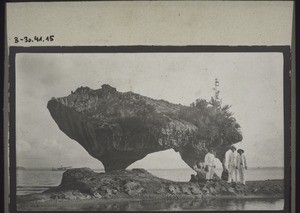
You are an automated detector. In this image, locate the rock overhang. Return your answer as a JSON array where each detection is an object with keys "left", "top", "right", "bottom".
[{"left": 47, "top": 84, "right": 242, "bottom": 173}]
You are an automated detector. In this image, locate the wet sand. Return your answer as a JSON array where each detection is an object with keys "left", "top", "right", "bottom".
[{"left": 18, "top": 194, "right": 284, "bottom": 211}]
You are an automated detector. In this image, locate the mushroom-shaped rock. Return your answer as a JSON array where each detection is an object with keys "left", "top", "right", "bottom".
[{"left": 47, "top": 84, "right": 242, "bottom": 174}]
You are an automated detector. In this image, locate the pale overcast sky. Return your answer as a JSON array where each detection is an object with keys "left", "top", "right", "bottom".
[{"left": 16, "top": 52, "right": 284, "bottom": 169}]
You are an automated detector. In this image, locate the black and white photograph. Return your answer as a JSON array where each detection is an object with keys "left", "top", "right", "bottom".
[
  {"left": 4, "top": 1, "right": 295, "bottom": 213},
  {"left": 11, "top": 47, "right": 290, "bottom": 211}
]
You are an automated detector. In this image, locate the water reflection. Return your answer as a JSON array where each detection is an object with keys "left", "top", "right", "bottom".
[{"left": 78, "top": 198, "right": 284, "bottom": 211}]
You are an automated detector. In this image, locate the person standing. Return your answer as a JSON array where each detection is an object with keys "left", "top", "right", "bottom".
[
  {"left": 236, "top": 149, "right": 247, "bottom": 185},
  {"left": 227, "top": 146, "right": 238, "bottom": 183},
  {"left": 192, "top": 159, "right": 204, "bottom": 181},
  {"left": 204, "top": 148, "right": 216, "bottom": 181}
]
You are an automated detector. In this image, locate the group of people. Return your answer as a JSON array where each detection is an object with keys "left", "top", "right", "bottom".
[{"left": 193, "top": 145, "right": 247, "bottom": 185}]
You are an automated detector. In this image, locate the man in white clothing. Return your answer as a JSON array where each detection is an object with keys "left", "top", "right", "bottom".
[
  {"left": 236, "top": 149, "right": 247, "bottom": 185},
  {"left": 227, "top": 146, "right": 237, "bottom": 183},
  {"left": 204, "top": 148, "right": 216, "bottom": 181}
]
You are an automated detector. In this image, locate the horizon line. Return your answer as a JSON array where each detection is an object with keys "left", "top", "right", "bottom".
[{"left": 17, "top": 166, "right": 285, "bottom": 170}]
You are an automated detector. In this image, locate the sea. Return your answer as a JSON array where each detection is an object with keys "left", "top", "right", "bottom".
[{"left": 16, "top": 167, "right": 284, "bottom": 211}]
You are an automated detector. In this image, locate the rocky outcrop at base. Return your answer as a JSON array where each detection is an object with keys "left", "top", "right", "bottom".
[{"left": 17, "top": 168, "right": 283, "bottom": 204}]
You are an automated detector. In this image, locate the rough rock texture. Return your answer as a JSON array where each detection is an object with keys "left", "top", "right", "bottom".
[
  {"left": 17, "top": 168, "right": 283, "bottom": 204},
  {"left": 47, "top": 84, "right": 242, "bottom": 173}
]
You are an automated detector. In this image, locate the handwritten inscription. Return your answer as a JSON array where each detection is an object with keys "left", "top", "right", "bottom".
[{"left": 14, "top": 35, "right": 55, "bottom": 44}]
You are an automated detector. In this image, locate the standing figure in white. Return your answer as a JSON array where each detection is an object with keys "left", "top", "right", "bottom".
[
  {"left": 204, "top": 148, "right": 216, "bottom": 181},
  {"left": 236, "top": 149, "right": 248, "bottom": 185},
  {"left": 227, "top": 145, "right": 238, "bottom": 183}
]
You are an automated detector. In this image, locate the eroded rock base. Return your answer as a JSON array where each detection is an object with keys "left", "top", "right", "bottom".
[{"left": 17, "top": 168, "right": 283, "bottom": 205}]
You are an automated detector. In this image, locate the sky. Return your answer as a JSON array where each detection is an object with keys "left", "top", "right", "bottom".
[{"left": 15, "top": 52, "right": 284, "bottom": 170}]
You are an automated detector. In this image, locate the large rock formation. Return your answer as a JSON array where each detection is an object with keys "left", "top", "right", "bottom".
[{"left": 47, "top": 84, "right": 242, "bottom": 173}]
